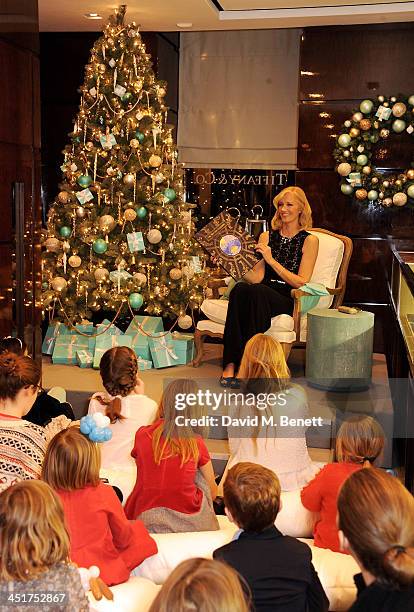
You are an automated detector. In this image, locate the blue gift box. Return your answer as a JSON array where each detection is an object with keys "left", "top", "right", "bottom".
[
  {"left": 93, "top": 334, "right": 133, "bottom": 369},
  {"left": 76, "top": 350, "right": 93, "bottom": 368},
  {"left": 42, "top": 322, "right": 70, "bottom": 355},
  {"left": 137, "top": 357, "right": 152, "bottom": 371},
  {"left": 148, "top": 332, "right": 179, "bottom": 369},
  {"left": 95, "top": 319, "right": 122, "bottom": 336},
  {"left": 171, "top": 332, "right": 195, "bottom": 365},
  {"left": 126, "top": 315, "right": 164, "bottom": 336},
  {"left": 127, "top": 333, "right": 152, "bottom": 362},
  {"left": 52, "top": 335, "right": 95, "bottom": 365}
]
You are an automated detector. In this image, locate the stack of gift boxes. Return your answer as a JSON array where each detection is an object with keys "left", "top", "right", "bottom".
[{"left": 42, "top": 316, "right": 195, "bottom": 370}]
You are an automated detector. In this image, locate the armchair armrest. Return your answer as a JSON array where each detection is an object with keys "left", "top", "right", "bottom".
[{"left": 290, "top": 287, "right": 343, "bottom": 339}]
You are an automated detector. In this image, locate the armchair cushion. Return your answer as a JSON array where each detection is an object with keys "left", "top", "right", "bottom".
[{"left": 308, "top": 230, "right": 344, "bottom": 309}]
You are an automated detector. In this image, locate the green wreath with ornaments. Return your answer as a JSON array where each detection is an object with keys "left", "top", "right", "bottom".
[{"left": 333, "top": 95, "right": 414, "bottom": 208}]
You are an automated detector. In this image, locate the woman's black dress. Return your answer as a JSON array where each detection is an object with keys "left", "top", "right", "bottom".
[{"left": 222, "top": 229, "right": 309, "bottom": 368}]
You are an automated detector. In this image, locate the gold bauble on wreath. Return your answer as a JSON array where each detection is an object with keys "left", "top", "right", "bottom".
[
  {"left": 359, "top": 119, "right": 371, "bottom": 131},
  {"left": 356, "top": 189, "right": 368, "bottom": 201},
  {"left": 407, "top": 169, "right": 414, "bottom": 180},
  {"left": 350, "top": 127, "right": 360, "bottom": 138},
  {"left": 392, "top": 102, "right": 407, "bottom": 117}
]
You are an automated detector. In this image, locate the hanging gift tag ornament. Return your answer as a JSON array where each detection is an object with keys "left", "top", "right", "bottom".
[
  {"left": 375, "top": 105, "right": 392, "bottom": 121},
  {"left": 109, "top": 58, "right": 116, "bottom": 68},
  {"left": 346, "top": 173, "right": 362, "bottom": 187},
  {"left": 89, "top": 87, "right": 97, "bottom": 97},
  {"left": 76, "top": 189, "right": 94, "bottom": 205},
  {"left": 114, "top": 84, "right": 127, "bottom": 97},
  {"left": 99, "top": 132, "right": 117, "bottom": 150}
]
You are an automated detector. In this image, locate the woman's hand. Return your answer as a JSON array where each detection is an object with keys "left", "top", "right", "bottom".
[{"left": 255, "top": 243, "right": 274, "bottom": 264}]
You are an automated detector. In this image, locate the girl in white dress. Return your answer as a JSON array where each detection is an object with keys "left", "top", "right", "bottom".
[
  {"left": 219, "top": 334, "right": 320, "bottom": 492},
  {"left": 88, "top": 346, "right": 157, "bottom": 473}
]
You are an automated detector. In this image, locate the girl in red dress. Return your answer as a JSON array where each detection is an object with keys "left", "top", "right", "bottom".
[
  {"left": 42, "top": 427, "right": 157, "bottom": 585},
  {"left": 125, "top": 379, "right": 219, "bottom": 533},
  {"left": 301, "top": 415, "right": 385, "bottom": 553}
]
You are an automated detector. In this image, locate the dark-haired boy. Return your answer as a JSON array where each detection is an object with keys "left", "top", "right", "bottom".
[{"left": 213, "top": 462, "right": 329, "bottom": 612}]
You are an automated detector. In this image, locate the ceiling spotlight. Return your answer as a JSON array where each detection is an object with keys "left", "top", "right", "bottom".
[
  {"left": 84, "top": 13, "right": 102, "bottom": 20},
  {"left": 176, "top": 22, "right": 192, "bottom": 28}
]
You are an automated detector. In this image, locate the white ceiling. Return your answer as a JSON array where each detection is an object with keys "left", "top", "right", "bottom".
[{"left": 38, "top": 0, "right": 414, "bottom": 31}]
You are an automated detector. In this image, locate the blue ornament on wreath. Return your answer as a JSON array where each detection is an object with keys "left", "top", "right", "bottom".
[
  {"left": 163, "top": 188, "right": 176, "bottom": 201},
  {"left": 129, "top": 292, "right": 143, "bottom": 310},
  {"left": 92, "top": 239, "right": 108, "bottom": 254},
  {"left": 78, "top": 174, "right": 92, "bottom": 188},
  {"left": 136, "top": 206, "right": 148, "bottom": 220},
  {"left": 59, "top": 226, "right": 71, "bottom": 238},
  {"left": 135, "top": 131, "right": 145, "bottom": 143}
]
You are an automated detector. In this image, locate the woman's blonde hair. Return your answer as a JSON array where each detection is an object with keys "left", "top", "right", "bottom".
[
  {"left": 42, "top": 427, "right": 101, "bottom": 491},
  {"left": 271, "top": 186, "right": 313, "bottom": 231},
  {"left": 0, "top": 480, "right": 70, "bottom": 581},
  {"left": 336, "top": 414, "right": 385, "bottom": 465},
  {"left": 148, "top": 558, "right": 250, "bottom": 612},
  {"left": 338, "top": 468, "right": 414, "bottom": 588},
  {"left": 152, "top": 379, "right": 204, "bottom": 467}
]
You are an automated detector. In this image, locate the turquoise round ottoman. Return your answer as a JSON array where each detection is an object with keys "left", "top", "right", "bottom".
[{"left": 306, "top": 309, "right": 374, "bottom": 391}]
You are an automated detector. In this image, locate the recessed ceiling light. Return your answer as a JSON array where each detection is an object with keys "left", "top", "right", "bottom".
[
  {"left": 176, "top": 22, "right": 192, "bottom": 28},
  {"left": 84, "top": 13, "right": 102, "bottom": 20}
]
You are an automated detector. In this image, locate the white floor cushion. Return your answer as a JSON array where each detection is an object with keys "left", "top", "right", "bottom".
[{"left": 88, "top": 577, "right": 161, "bottom": 612}]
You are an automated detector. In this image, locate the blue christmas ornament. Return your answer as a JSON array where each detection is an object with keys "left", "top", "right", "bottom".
[
  {"left": 164, "top": 188, "right": 176, "bottom": 201},
  {"left": 78, "top": 174, "right": 92, "bottom": 188},
  {"left": 59, "top": 226, "right": 71, "bottom": 238},
  {"left": 129, "top": 292, "right": 143, "bottom": 310},
  {"left": 92, "top": 239, "right": 108, "bottom": 254},
  {"left": 135, "top": 131, "right": 145, "bottom": 143},
  {"left": 136, "top": 206, "right": 147, "bottom": 220}
]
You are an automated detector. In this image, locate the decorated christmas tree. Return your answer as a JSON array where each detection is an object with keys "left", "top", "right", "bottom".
[{"left": 42, "top": 7, "right": 206, "bottom": 329}]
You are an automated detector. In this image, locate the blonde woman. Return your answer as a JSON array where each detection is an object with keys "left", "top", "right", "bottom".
[
  {"left": 221, "top": 186, "right": 319, "bottom": 386},
  {"left": 338, "top": 468, "right": 414, "bottom": 611},
  {"left": 149, "top": 558, "right": 250, "bottom": 612},
  {"left": 0, "top": 480, "right": 89, "bottom": 611},
  {"left": 219, "top": 334, "right": 319, "bottom": 493},
  {"left": 125, "top": 379, "right": 219, "bottom": 533},
  {"left": 301, "top": 415, "right": 385, "bottom": 553}
]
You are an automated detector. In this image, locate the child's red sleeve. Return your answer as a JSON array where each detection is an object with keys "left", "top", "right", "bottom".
[{"left": 301, "top": 466, "right": 326, "bottom": 512}]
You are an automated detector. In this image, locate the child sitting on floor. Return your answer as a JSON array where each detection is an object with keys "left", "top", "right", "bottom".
[
  {"left": 88, "top": 346, "right": 157, "bottom": 471},
  {"left": 0, "top": 480, "right": 89, "bottom": 611},
  {"left": 42, "top": 426, "right": 157, "bottom": 586},
  {"left": 338, "top": 468, "right": 414, "bottom": 611},
  {"left": 0, "top": 352, "right": 72, "bottom": 493},
  {"left": 301, "top": 414, "right": 385, "bottom": 554},
  {"left": 149, "top": 558, "right": 251, "bottom": 612},
  {"left": 214, "top": 462, "right": 329, "bottom": 612},
  {"left": 125, "top": 379, "right": 219, "bottom": 533}
]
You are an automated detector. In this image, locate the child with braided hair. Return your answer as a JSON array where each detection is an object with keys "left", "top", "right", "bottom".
[
  {"left": 0, "top": 352, "right": 72, "bottom": 492},
  {"left": 88, "top": 347, "right": 157, "bottom": 471}
]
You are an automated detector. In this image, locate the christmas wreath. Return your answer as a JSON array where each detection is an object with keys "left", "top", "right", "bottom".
[{"left": 333, "top": 95, "right": 414, "bottom": 208}]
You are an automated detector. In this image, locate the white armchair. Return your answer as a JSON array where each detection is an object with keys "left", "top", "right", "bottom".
[{"left": 192, "top": 229, "right": 353, "bottom": 366}]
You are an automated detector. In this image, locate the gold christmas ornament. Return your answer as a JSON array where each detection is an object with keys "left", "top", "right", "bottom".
[
  {"left": 51, "top": 277, "right": 67, "bottom": 292},
  {"left": 169, "top": 268, "right": 182, "bottom": 280},
  {"left": 383, "top": 180, "right": 390, "bottom": 188},
  {"left": 68, "top": 255, "right": 81, "bottom": 268},
  {"left": 383, "top": 198, "right": 393, "bottom": 207},
  {"left": 395, "top": 180, "right": 402, "bottom": 187},
  {"left": 129, "top": 139, "right": 140, "bottom": 148},
  {"left": 349, "top": 127, "right": 360, "bottom": 138},
  {"left": 149, "top": 155, "right": 162, "bottom": 168},
  {"left": 362, "top": 166, "right": 372, "bottom": 175},
  {"left": 371, "top": 177, "right": 379, "bottom": 184},
  {"left": 178, "top": 314, "right": 192, "bottom": 330},
  {"left": 182, "top": 265, "right": 195, "bottom": 279},
  {"left": 124, "top": 208, "right": 137, "bottom": 222},
  {"left": 76, "top": 206, "right": 86, "bottom": 218},
  {"left": 133, "top": 272, "right": 147, "bottom": 285},
  {"left": 407, "top": 169, "right": 414, "bottom": 180},
  {"left": 58, "top": 191, "right": 71, "bottom": 203},
  {"left": 94, "top": 268, "right": 109, "bottom": 282},
  {"left": 147, "top": 228, "right": 162, "bottom": 244},
  {"left": 352, "top": 112, "right": 363, "bottom": 122},
  {"left": 380, "top": 129, "right": 389, "bottom": 139},
  {"left": 85, "top": 141, "right": 94, "bottom": 151},
  {"left": 343, "top": 150, "right": 351, "bottom": 158},
  {"left": 99, "top": 215, "right": 116, "bottom": 231},
  {"left": 337, "top": 162, "right": 352, "bottom": 177},
  {"left": 123, "top": 173, "right": 135, "bottom": 186},
  {"left": 393, "top": 192, "right": 408, "bottom": 206},
  {"left": 359, "top": 119, "right": 371, "bottom": 131},
  {"left": 44, "top": 237, "right": 61, "bottom": 252},
  {"left": 355, "top": 189, "right": 368, "bottom": 201},
  {"left": 106, "top": 166, "right": 117, "bottom": 176},
  {"left": 392, "top": 102, "right": 406, "bottom": 118},
  {"left": 98, "top": 63, "right": 106, "bottom": 74}
]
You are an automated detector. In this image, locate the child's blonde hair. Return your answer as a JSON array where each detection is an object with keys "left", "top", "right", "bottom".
[
  {"left": 0, "top": 480, "right": 70, "bottom": 581},
  {"left": 336, "top": 415, "right": 385, "bottom": 465},
  {"left": 271, "top": 186, "right": 313, "bottom": 231},
  {"left": 148, "top": 558, "right": 250, "bottom": 612},
  {"left": 152, "top": 379, "right": 203, "bottom": 467},
  {"left": 42, "top": 427, "right": 101, "bottom": 491},
  {"left": 238, "top": 334, "right": 290, "bottom": 388},
  {"left": 338, "top": 468, "right": 414, "bottom": 588}
]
